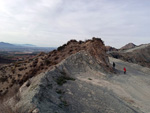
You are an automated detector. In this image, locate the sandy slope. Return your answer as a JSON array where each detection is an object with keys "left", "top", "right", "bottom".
[{"left": 109, "top": 57, "right": 150, "bottom": 113}]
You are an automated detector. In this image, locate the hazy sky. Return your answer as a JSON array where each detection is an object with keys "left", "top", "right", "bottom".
[{"left": 0, "top": 0, "right": 150, "bottom": 48}]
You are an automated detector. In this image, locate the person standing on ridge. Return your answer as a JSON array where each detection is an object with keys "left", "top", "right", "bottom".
[
  {"left": 113, "top": 62, "right": 115, "bottom": 69},
  {"left": 124, "top": 67, "right": 126, "bottom": 74}
]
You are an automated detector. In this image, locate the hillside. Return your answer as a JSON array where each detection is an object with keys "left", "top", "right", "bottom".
[
  {"left": 5, "top": 51, "right": 143, "bottom": 113},
  {"left": 109, "top": 43, "right": 150, "bottom": 68},
  {"left": 106, "top": 46, "right": 118, "bottom": 52},
  {"left": 1, "top": 38, "right": 150, "bottom": 113},
  {"left": 0, "top": 38, "right": 113, "bottom": 97},
  {"left": 120, "top": 43, "right": 136, "bottom": 50}
]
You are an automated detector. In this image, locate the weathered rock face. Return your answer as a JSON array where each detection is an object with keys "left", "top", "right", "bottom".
[
  {"left": 8, "top": 51, "right": 140, "bottom": 113},
  {"left": 109, "top": 44, "right": 150, "bottom": 68}
]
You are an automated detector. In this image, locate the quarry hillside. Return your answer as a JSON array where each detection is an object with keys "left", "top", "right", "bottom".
[{"left": 0, "top": 38, "right": 150, "bottom": 113}]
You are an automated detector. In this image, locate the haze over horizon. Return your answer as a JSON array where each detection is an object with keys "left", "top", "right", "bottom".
[{"left": 0, "top": 0, "right": 150, "bottom": 48}]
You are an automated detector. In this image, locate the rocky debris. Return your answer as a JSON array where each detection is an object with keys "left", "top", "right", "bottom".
[
  {"left": 7, "top": 51, "right": 140, "bottom": 113},
  {"left": 109, "top": 44, "right": 150, "bottom": 68},
  {"left": 120, "top": 43, "right": 136, "bottom": 50}
]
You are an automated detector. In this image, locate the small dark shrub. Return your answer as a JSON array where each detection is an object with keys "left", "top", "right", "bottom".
[
  {"left": 8, "top": 74, "right": 12, "bottom": 79},
  {"left": 0, "top": 76, "right": 8, "bottom": 83},
  {"left": 62, "top": 100, "right": 68, "bottom": 106},
  {"left": 57, "top": 44, "right": 66, "bottom": 51},
  {"left": 56, "top": 89, "right": 64, "bottom": 94},
  {"left": 11, "top": 68, "right": 15, "bottom": 74},
  {"left": 59, "top": 96, "right": 69, "bottom": 107},
  {"left": 44, "top": 59, "right": 51, "bottom": 65},
  {"left": 57, "top": 46, "right": 64, "bottom": 51},
  {"left": 79, "top": 40, "right": 83, "bottom": 44},
  {"left": 24, "top": 67, "right": 27, "bottom": 69},
  {"left": 9, "top": 83, "right": 13, "bottom": 87},
  {"left": 88, "top": 78, "right": 92, "bottom": 80},
  {"left": 26, "top": 80, "right": 31, "bottom": 87},
  {"left": 69, "top": 49, "right": 73, "bottom": 53},
  {"left": 40, "top": 63, "right": 44, "bottom": 66},
  {"left": 54, "top": 57, "right": 59, "bottom": 60},
  {"left": 19, "top": 80, "right": 23, "bottom": 86},
  {"left": 14, "top": 63, "right": 19, "bottom": 67},
  {"left": 17, "top": 74, "right": 22, "bottom": 77},
  {"left": 11, "top": 78, "right": 16, "bottom": 84},
  {"left": 56, "top": 76, "right": 75, "bottom": 86}
]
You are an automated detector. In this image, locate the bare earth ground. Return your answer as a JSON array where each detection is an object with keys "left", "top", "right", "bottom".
[
  {"left": 108, "top": 57, "right": 150, "bottom": 113},
  {"left": 76, "top": 57, "right": 150, "bottom": 113}
]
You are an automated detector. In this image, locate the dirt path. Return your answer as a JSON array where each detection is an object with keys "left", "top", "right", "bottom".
[
  {"left": 77, "top": 57, "right": 150, "bottom": 113},
  {"left": 109, "top": 57, "right": 150, "bottom": 113}
]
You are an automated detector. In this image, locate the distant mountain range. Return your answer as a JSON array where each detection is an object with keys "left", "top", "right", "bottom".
[
  {"left": 0, "top": 42, "right": 16, "bottom": 48},
  {"left": 0, "top": 42, "right": 37, "bottom": 48},
  {"left": 0, "top": 42, "right": 55, "bottom": 52},
  {"left": 14, "top": 44, "right": 37, "bottom": 47}
]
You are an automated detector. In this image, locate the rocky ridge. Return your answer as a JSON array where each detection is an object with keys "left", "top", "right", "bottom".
[
  {"left": 0, "top": 37, "right": 112, "bottom": 99},
  {"left": 0, "top": 38, "right": 145, "bottom": 113},
  {"left": 6, "top": 51, "right": 140, "bottom": 113}
]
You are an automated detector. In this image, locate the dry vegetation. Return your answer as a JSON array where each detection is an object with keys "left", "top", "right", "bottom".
[{"left": 0, "top": 86, "right": 21, "bottom": 113}]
